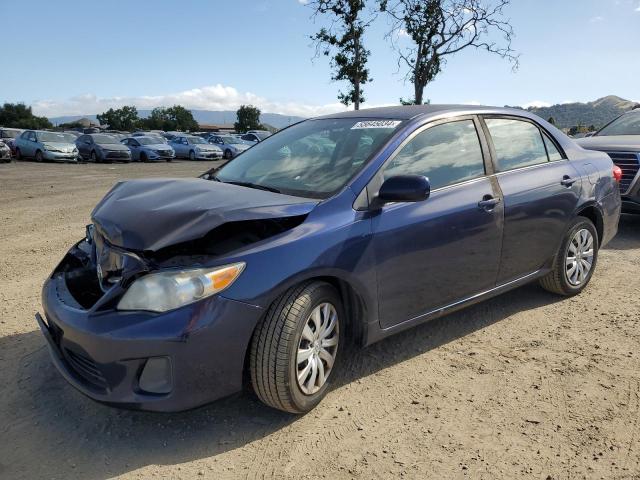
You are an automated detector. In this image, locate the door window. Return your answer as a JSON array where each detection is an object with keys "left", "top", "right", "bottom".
[
  {"left": 485, "top": 118, "right": 549, "bottom": 171},
  {"left": 542, "top": 132, "right": 563, "bottom": 161},
  {"left": 382, "top": 120, "right": 485, "bottom": 190}
]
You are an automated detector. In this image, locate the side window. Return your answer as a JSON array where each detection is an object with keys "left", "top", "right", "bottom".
[
  {"left": 382, "top": 120, "right": 485, "bottom": 190},
  {"left": 542, "top": 132, "right": 563, "bottom": 161},
  {"left": 485, "top": 118, "right": 548, "bottom": 171}
]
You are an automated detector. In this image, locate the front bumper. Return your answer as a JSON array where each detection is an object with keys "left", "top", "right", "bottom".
[
  {"left": 37, "top": 258, "right": 263, "bottom": 412},
  {"left": 195, "top": 151, "right": 222, "bottom": 160},
  {"left": 44, "top": 151, "right": 78, "bottom": 162}
]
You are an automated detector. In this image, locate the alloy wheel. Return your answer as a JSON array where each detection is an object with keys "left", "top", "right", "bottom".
[
  {"left": 565, "top": 228, "right": 594, "bottom": 286},
  {"left": 296, "top": 302, "right": 339, "bottom": 395}
]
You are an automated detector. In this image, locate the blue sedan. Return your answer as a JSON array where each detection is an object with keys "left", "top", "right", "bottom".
[
  {"left": 37, "top": 105, "right": 620, "bottom": 413},
  {"left": 122, "top": 136, "right": 175, "bottom": 162}
]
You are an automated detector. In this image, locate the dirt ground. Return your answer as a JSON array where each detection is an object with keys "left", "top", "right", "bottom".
[{"left": 1, "top": 160, "right": 639, "bottom": 480}]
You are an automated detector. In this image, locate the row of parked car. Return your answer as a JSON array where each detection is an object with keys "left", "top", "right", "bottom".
[{"left": 0, "top": 128, "right": 273, "bottom": 163}]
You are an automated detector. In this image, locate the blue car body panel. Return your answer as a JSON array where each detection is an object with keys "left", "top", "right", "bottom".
[{"left": 37, "top": 105, "right": 621, "bottom": 411}]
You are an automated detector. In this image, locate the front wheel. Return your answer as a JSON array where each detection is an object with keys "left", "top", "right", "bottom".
[
  {"left": 90, "top": 150, "right": 98, "bottom": 163},
  {"left": 35, "top": 150, "right": 43, "bottom": 162},
  {"left": 224, "top": 149, "right": 233, "bottom": 160},
  {"left": 250, "top": 281, "right": 342, "bottom": 413},
  {"left": 189, "top": 150, "right": 196, "bottom": 161},
  {"left": 539, "top": 217, "right": 599, "bottom": 296}
]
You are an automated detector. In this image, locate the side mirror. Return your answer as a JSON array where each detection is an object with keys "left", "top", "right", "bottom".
[{"left": 371, "top": 175, "right": 430, "bottom": 209}]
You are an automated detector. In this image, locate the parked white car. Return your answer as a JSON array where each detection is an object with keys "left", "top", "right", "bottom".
[{"left": 169, "top": 135, "right": 223, "bottom": 160}]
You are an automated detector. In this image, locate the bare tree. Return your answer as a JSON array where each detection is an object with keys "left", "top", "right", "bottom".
[
  {"left": 380, "top": 0, "right": 519, "bottom": 105},
  {"left": 308, "top": 0, "right": 374, "bottom": 110}
]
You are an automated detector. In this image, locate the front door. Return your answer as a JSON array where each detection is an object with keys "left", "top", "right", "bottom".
[{"left": 371, "top": 118, "right": 504, "bottom": 329}]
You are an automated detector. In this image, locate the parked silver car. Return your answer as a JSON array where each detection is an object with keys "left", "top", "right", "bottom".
[
  {"left": 169, "top": 135, "right": 223, "bottom": 160},
  {"left": 241, "top": 130, "right": 272, "bottom": 144},
  {"left": 14, "top": 130, "right": 79, "bottom": 162},
  {"left": 0, "top": 141, "right": 11, "bottom": 162},
  {"left": 122, "top": 136, "right": 175, "bottom": 162},
  {"left": 207, "top": 134, "right": 251, "bottom": 159},
  {"left": 76, "top": 134, "right": 132, "bottom": 162}
]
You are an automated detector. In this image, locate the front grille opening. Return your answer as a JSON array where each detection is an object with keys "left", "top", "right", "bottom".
[
  {"left": 608, "top": 152, "right": 640, "bottom": 194},
  {"left": 64, "top": 348, "right": 109, "bottom": 391}
]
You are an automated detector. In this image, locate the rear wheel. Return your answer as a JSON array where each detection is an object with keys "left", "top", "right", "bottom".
[
  {"left": 539, "top": 217, "right": 599, "bottom": 296},
  {"left": 250, "top": 281, "right": 342, "bottom": 413},
  {"left": 15, "top": 148, "right": 22, "bottom": 160}
]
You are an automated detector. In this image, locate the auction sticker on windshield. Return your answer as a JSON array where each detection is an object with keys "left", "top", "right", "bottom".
[{"left": 351, "top": 120, "right": 402, "bottom": 129}]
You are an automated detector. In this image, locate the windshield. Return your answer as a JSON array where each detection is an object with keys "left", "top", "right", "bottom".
[
  {"left": 91, "top": 134, "right": 120, "bottom": 144},
  {"left": 214, "top": 118, "right": 402, "bottom": 198},
  {"left": 597, "top": 112, "right": 640, "bottom": 136},
  {"left": 220, "top": 136, "right": 242, "bottom": 144},
  {"left": 253, "top": 132, "right": 271, "bottom": 140},
  {"left": 38, "top": 132, "right": 74, "bottom": 143},
  {"left": 137, "top": 137, "right": 161, "bottom": 145},
  {"left": 189, "top": 137, "right": 207, "bottom": 144},
  {"left": 1, "top": 129, "right": 21, "bottom": 139}
]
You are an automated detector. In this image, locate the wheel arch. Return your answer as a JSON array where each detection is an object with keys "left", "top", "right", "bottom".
[
  {"left": 575, "top": 203, "right": 604, "bottom": 246},
  {"left": 240, "top": 274, "right": 369, "bottom": 386}
]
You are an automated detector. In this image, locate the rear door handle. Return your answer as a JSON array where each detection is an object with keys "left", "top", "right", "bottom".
[
  {"left": 478, "top": 196, "right": 501, "bottom": 211},
  {"left": 561, "top": 175, "right": 577, "bottom": 187}
]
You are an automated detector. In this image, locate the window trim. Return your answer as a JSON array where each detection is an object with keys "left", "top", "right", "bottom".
[
  {"left": 479, "top": 115, "right": 567, "bottom": 174},
  {"left": 365, "top": 115, "right": 490, "bottom": 199}
]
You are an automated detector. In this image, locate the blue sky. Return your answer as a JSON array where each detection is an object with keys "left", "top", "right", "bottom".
[{"left": 2, "top": 0, "right": 639, "bottom": 117}]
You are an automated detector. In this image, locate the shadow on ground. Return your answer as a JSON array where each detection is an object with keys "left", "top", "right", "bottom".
[{"left": 2, "top": 215, "right": 638, "bottom": 479}]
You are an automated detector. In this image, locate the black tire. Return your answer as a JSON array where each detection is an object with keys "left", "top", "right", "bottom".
[
  {"left": 539, "top": 216, "right": 599, "bottom": 296},
  {"left": 224, "top": 149, "right": 233, "bottom": 160},
  {"left": 250, "top": 281, "right": 343, "bottom": 414},
  {"left": 140, "top": 152, "right": 148, "bottom": 163},
  {"left": 189, "top": 150, "right": 196, "bottom": 161},
  {"left": 90, "top": 150, "right": 98, "bottom": 163},
  {"left": 35, "top": 150, "right": 43, "bottom": 162},
  {"left": 15, "top": 148, "right": 22, "bottom": 160}
]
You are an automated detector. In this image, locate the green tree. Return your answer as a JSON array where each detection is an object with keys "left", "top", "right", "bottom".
[
  {"left": 308, "top": 0, "right": 373, "bottom": 110},
  {"left": 380, "top": 0, "right": 518, "bottom": 105},
  {"left": 0, "top": 103, "right": 52, "bottom": 129},
  {"left": 139, "top": 106, "right": 199, "bottom": 131},
  {"left": 234, "top": 105, "right": 264, "bottom": 133},
  {"left": 96, "top": 106, "right": 139, "bottom": 131},
  {"left": 547, "top": 116, "right": 556, "bottom": 126}
]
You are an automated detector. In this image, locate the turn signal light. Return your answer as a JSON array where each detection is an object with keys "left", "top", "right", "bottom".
[{"left": 613, "top": 165, "right": 623, "bottom": 183}]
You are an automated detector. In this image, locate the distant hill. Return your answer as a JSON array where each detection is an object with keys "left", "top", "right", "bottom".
[
  {"left": 519, "top": 96, "right": 639, "bottom": 129},
  {"left": 49, "top": 110, "right": 306, "bottom": 129}
]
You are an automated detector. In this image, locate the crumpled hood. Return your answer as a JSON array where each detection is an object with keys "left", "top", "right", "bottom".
[
  {"left": 576, "top": 135, "right": 640, "bottom": 152},
  {"left": 91, "top": 178, "right": 318, "bottom": 252},
  {"left": 43, "top": 142, "right": 76, "bottom": 151}
]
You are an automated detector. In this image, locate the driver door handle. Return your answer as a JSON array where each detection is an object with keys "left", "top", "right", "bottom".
[
  {"left": 561, "top": 175, "right": 577, "bottom": 187},
  {"left": 478, "top": 195, "right": 501, "bottom": 211}
]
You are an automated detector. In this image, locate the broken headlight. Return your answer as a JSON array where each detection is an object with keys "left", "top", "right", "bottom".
[{"left": 117, "top": 262, "right": 245, "bottom": 312}]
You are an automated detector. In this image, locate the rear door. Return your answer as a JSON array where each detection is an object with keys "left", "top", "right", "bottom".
[
  {"left": 370, "top": 117, "right": 504, "bottom": 329},
  {"left": 481, "top": 116, "right": 582, "bottom": 284}
]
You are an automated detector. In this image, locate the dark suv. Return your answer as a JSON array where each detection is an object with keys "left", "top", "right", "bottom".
[{"left": 577, "top": 109, "right": 640, "bottom": 213}]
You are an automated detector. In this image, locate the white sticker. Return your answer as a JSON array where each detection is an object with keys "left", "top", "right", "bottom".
[{"left": 351, "top": 120, "right": 402, "bottom": 130}]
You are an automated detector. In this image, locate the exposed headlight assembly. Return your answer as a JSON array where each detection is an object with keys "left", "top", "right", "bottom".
[{"left": 117, "top": 263, "right": 245, "bottom": 312}]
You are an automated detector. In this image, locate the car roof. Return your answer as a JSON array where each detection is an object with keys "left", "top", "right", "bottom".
[{"left": 313, "top": 104, "right": 532, "bottom": 121}]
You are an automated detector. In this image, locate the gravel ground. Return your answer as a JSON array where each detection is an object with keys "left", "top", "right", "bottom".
[{"left": 1, "top": 160, "right": 639, "bottom": 480}]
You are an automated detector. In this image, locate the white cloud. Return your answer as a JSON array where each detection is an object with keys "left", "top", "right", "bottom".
[
  {"left": 589, "top": 15, "right": 604, "bottom": 22},
  {"left": 521, "top": 100, "right": 552, "bottom": 109},
  {"left": 30, "top": 83, "right": 350, "bottom": 118}
]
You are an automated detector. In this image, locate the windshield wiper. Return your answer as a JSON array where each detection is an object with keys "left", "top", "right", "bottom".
[{"left": 222, "top": 180, "right": 281, "bottom": 194}]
